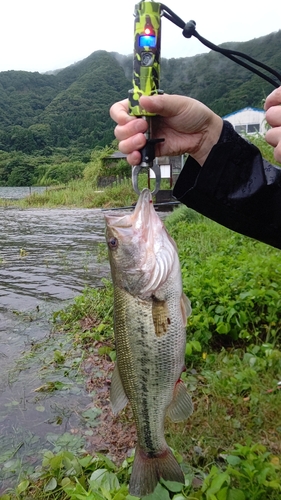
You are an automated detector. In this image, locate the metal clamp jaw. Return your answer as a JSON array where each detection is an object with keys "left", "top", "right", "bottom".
[
  {"left": 131, "top": 116, "right": 164, "bottom": 195},
  {"left": 132, "top": 162, "right": 161, "bottom": 195}
]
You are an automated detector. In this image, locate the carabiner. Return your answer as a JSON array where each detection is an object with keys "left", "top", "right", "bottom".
[{"left": 132, "top": 163, "right": 161, "bottom": 196}]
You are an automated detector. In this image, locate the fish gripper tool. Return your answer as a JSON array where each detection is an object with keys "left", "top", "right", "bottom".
[{"left": 129, "top": 0, "right": 164, "bottom": 195}]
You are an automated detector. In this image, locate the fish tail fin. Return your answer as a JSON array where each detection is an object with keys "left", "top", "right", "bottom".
[{"left": 129, "top": 445, "right": 184, "bottom": 497}]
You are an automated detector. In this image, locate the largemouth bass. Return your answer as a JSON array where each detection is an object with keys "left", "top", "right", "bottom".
[{"left": 104, "top": 189, "right": 193, "bottom": 497}]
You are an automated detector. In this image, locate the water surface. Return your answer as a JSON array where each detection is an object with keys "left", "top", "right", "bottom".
[
  {"left": 0, "top": 205, "right": 110, "bottom": 490},
  {"left": 0, "top": 186, "right": 47, "bottom": 200}
]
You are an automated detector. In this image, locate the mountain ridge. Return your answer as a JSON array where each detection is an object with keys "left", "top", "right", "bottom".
[{"left": 0, "top": 30, "right": 280, "bottom": 153}]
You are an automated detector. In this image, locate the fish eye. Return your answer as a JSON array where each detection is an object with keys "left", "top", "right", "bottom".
[{"left": 108, "top": 237, "right": 118, "bottom": 249}]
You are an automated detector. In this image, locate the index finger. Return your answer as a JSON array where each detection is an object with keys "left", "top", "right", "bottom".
[{"left": 110, "top": 99, "right": 135, "bottom": 125}]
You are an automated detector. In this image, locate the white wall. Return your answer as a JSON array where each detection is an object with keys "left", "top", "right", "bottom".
[{"left": 223, "top": 108, "right": 267, "bottom": 135}]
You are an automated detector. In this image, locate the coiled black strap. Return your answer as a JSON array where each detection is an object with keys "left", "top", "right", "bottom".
[{"left": 160, "top": 4, "right": 281, "bottom": 88}]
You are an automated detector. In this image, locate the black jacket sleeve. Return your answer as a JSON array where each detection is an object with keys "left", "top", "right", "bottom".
[{"left": 173, "top": 120, "right": 281, "bottom": 249}]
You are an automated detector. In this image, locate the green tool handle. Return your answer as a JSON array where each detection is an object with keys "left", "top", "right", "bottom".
[{"left": 128, "top": 0, "right": 163, "bottom": 117}]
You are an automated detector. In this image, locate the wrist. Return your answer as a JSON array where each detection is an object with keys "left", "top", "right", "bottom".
[{"left": 191, "top": 116, "right": 223, "bottom": 166}]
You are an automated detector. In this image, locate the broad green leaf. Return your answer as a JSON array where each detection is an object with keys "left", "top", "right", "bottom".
[
  {"left": 216, "top": 323, "right": 231, "bottom": 334},
  {"left": 190, "top": 340, "right": 202, "bottom": 352},
  {"left": 226, "top": 455, "right": 241, "bottom": 466},
  {"left": 96, "top": 452, "right": 117, "bottom": 471},
  {"left": 142, "top": 483, "right": 170, "bottom": 500},
  {"left": 61, "top": 477, "right": 76, "bottom": 495},
  {"left": 267, "top": 479, "right": 281, "bottom": 489},
  {"left": 227, "top": 489, "right": 246, "bottom": 500},
  {"left": 100, "top": 486, "right": 113, "bottom": 500},
  {"left": 16, "top": 480, "right": 30, "bottom": 494},
  {"left": 90, "top": 469, "right": 120, "bottom": 491},
  {"left": 79, "top": 455, "right": 94, "bottom": 467},
  {"left": 61, "top": 477, "right": 72, "bottom": 487},
  {"left": 160, "top": 478, "right": 183, "bottom": 492},
  {"left": 207, "top": 472, "right": 230, "bottom": 494},
  {"left": 44, "top": 477, "right": 57, "bottom": 492},
  {"left": 185, "top": 343, "right": 192, "bottom": 356},
  {"left": 216, "top": 486, "right": 228, "bottom": 500},
  {"left": 98, "top": 346, "right": 112, "bottom": 355},
  {"left": 215, "top": 306, "right": 225, "bottom": 314},
  {"left": 49, "top": 454, "right": 63, "bottom": 470},
  {"left": 112, "top": 484, "right": 128, "bottom": 499}
]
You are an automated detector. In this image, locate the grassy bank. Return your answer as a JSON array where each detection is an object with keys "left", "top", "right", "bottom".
[
  {"left": 0, "top": 133, "right": 279, "bottom": 211},
  {"left": 2, "top": 207, "right": 281, "bottom": 500},
  {"left": 0, "top": 176, "right": 171, "bottom": 209},
  {"left": 0, "top": 180, "right": 137, "bottom": 209}
]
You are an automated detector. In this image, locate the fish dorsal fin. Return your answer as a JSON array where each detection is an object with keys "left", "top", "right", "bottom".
[
  {"left": 166, "top": 379, "right": 193, "bottom": 422},
  {"left": 152, "top": 297, "right": 170, "bottom": 337},
  {"left": 180, "top": 293, "right": 192, "bottom": 327},
  {"left": 110, "top": 363, "right": 128, "bottom": 414}
]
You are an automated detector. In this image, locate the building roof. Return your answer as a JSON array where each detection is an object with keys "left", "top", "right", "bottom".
[{"left": 223, "top": 107, "right": 265, "bottom": 119}]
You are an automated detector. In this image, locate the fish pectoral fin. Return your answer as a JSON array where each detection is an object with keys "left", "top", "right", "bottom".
[
  {"left": 110, "top": 363, "right": 129, "bottom": 414},
  {"left": 180, "top": 293, "right": 192, "bottom": 326},
  {"left": 152, "top": 297, "right": 170, "bottom": 337},
  {"left": 166, "top": 380, "right": 193, "bottom": 422}
]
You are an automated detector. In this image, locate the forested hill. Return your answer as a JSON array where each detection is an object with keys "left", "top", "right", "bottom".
[
  {"left": 0, "top": 51, "right": 130, "bottom": 153},
  {"left": 0, "top": 30, "right": 280, "bottom": 154},
  {"left": 114, "top": 30, "right": 281, "bottom": 116}
]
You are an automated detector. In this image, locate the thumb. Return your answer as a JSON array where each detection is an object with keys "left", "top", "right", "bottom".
[{"left": 139, "top": 94, "right": 190, "bottom": 117}]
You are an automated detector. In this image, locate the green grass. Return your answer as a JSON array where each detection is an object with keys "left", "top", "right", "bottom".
[{"left": 0, "top": 175, "right": 171, "bottom": 209}]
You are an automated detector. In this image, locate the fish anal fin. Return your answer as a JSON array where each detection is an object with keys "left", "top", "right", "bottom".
[
  {"left": 166, "top": 379, "right": 193, "bottom": 422},
  {"left": 152, "top": 297, "right": 170, "bottom": 337},
  {"left": 180, "top": 293, "right": 192, "bottom": 326},
  {"left": 110, "top": 363, "right": 128, "bottom": 414},
  {"left": 129, "top": 445, "right": 184, "bottom": 497}
]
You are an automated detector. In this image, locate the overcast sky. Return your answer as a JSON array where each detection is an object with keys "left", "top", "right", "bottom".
[{"left": 1, "top": 0, "right": 280, "bottom": 73}]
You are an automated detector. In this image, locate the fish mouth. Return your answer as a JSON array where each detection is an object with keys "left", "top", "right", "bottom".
[
  {"left": 104, "top": 189, "right": 157, "bottom": 237},
  {"left": 132, "top": 189, "right": 154, "bottom": 231}
]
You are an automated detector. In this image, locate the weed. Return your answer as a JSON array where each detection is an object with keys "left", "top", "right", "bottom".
[{"left": 166, "top": 209, "right": 281, "bottom": 348}]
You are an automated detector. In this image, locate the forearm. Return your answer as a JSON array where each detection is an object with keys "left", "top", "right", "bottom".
[{"left": 173, "top": 121, "right": 281, "bottom": 249}]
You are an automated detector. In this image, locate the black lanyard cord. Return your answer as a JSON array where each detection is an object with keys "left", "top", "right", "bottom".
[{"left": 160, "top": 4, "right": 281, "bottom": 88}]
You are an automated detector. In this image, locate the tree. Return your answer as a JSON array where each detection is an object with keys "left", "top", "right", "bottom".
[{"left": 7, "top": 164, "right": 35, "bottom": 186}]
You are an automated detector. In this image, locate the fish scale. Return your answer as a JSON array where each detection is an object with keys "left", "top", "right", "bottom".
[{"left": 114, "top": 287, "right": 168, "bottom": 453}]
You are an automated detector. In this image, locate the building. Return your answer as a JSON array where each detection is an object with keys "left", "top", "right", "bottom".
[{"left": 223, "top": 107, "right": 267, "bottom": 135}]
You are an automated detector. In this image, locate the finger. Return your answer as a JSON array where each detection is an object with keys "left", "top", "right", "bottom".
[
  {"left": 274, "top": 145, "right": 281, "bottom": 164},
  {"left": 265, "top": 105, "right": 281, "bottom": 127},
  {"left": 265, "top": 125, "right": 281, "bottom": 145},
  {"left": 264, "top": 86, "right": 281, "bottom": 110},
  {"left": 126, "top": 151, "right": 142, "bottom": 166},
  {"left": 110, "top": 99, "right": 135, "bottom": 125},
  {"left": 139, "top": 94, "right": 192, "bottom": 117},
  {"left": 119, "top": 133, "right": 147, "bottom": 155},
  {"left": 114, "top": 118, "right": 148, "bottom": 141},
  {"left": 265, "top": 127, "right": 281, "bottom": 162}
]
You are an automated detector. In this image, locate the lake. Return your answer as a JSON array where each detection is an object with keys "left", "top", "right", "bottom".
[{"left": 0, "top": 201, "right": 110, "bottom": 491}]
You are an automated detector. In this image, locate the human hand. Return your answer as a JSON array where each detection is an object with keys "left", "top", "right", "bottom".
[
  {"left": 110, "top": 94, "right": 223, "bottom": 166},
  {"left": 264, "top": 87, "right": 281, "bottom": 163}
]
